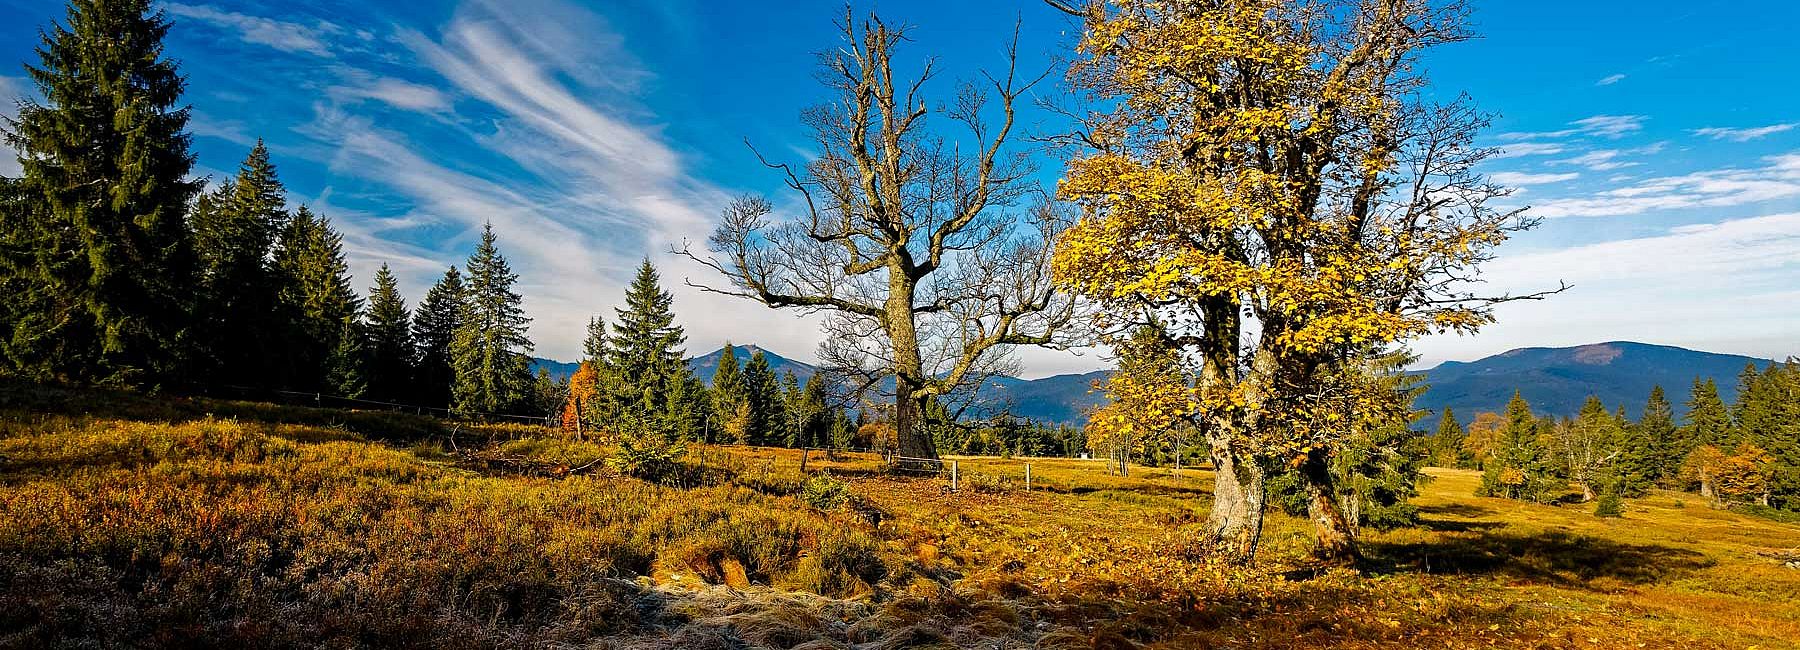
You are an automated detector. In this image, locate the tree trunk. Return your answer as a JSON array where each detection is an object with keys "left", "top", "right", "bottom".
[
  {"left": 892, "top": 386, "right": 937, "bottom": 459},
  {"left": 1299, "top": 453, "right": 1361, "bottom": 565},
  {"left": 1201, "top": 431, "right": 1266, "bottom": 563},
  {"left": 1579, "top": 480, "right": 1595, "bottom": 503}
]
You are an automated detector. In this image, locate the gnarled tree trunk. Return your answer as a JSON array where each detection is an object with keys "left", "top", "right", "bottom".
[
  {"left": 1203, "top": 435, "right": 1266, "bottom": 562},
  {"left": 1298, "top": 452, "right": 1361, "bottom": 565}
]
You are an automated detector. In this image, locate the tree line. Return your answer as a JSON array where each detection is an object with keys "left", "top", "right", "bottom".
[
  {"left": 0, "top": 1, "right": 537, "bottom": 417},
  {"left": 1431, "top": 363, "right": 1800, "bottom": 514}
]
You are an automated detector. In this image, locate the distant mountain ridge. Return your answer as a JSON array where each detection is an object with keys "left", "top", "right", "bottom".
[
  {"left": 1412, "top": 341, "right": 1774, "bottom": 420},
  {"left": 532, "top": 340, "right": 1782, "bottom": 425}
]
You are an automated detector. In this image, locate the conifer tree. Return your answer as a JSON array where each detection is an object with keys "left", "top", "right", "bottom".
[
  {"left": 664, "top": 367, "right": 709, "bottom": 442},
  {"left": 1433, "top": 408, "right": 1467, "bottom": 467},
  {"left": 1, "top": 0, "right": 200, "bottom": 384},
  {"left": 606, "top": 259, "right": 687, "bottom": 418},
  {"left": 742, "top": 349, "right": 780, "bottom": 445},
  {"left": 1682, "top": 378, "right": 1732, "bottom": 451},
  {"left": 710, "top": 343, "right": 747, "bottom": 441},
  {"left": 778, "top": 370, "right": 802, "bottom": 446},
  {"left": 411, "top": 266, "right": 463, "bottom": 408},
  {"left": 1639, "top": 385, "right": 1679, "bottom": 484},
  {"left": 326, "top": 314, "right": 367, "bottom": 398},
  {"left": 364, "top": 264, "right": 414, "bottom": 401},
  {"left": 583, "top": 316, "right": 607, "bottom": 363},
  {"left": 271, "top": 207, "right": 361, "bottom": 393},
  {"left": 451, "top": 224, "right": 533, "bottom": 414},
  {"left": 190, "top": 141, "right": 288, "bottom": 386},
  {"left": 797, "top": 373, "right": 832, "bottom": 449},
  {"left": 1479, "top": 392, "right": 1553, "bottom": 502}
]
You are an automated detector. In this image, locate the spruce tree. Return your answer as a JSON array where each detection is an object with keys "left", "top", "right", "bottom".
[
  {"left": 741, "top": 349, "right": 780, "bottom": 445},
  {"left": 410, "top": 266, "right": 463, "bottom": 408},
  {"left": 1433, "top": 408, "right": 1466, "bottom": 467},
  {"left": 606, "top": 259, "right": 686, "bottom": 417},
  {"left": 1, "top": 0, "right": 200, "bottom": 384},
  {"left": 451, "top": 224, "right": 533, "bottom": 414},
  {"left": 664, "top": 366, "right": 709, "bottom": 442},
  {"left": 1639, "top": 385, "right": 1678, "bottom": 484},
  {"left": 583, "top": 315, "right": 607, "bottom": 363},
  {"left": 1682, "top": 378, "right": 1732, "bottom": 451},
  {"left": 779, "top": 370, "right": 802, "bottom": 446},
  {"left": 271, "top": 207, "right": 361, "bottom": 393},
  {"left": 326, "top": 314, "right": 367, "bottom": 398},
  {"left": 364, "top": 264, "right": 414, "bottom": 401},
  {"left": 1478, "top": 391, "right": 1552, "bottom": 502},
  {"left": 798, "top": 373, "right": 831, "bottom": 449},
  {"left": 189, "top": 141, "right": 288, "bottom": 386},
  {"left": 710, "top": 342, "right": 747, "bottom": 442}
]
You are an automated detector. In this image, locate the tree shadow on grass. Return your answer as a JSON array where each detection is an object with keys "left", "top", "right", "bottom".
[{"left": 1364, "top": 528, "right": 1714, "bottom": 589}]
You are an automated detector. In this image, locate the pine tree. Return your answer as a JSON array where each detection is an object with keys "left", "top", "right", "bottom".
[
  {"left": 271, "top": 207, "right": 361, "bottom": 393},
  {"left": 326, "top": 314, "right": 367, "bottom": 398},
  {"left": 1479, "top": 391, "right": 1553, "bottom": 502},
  {"left": 1638, "top": 385, "right": 1679, "bottom": 486},
  {"left": 411, "top": 266, "right": 463, "bottom": 408},
  {"left": 606, "top": 259, "right": 687, "bottom": 419},
  {"left": 742, "top": 349, "right": 780, "bottom": 445},
  {"left": 664, "top": 366, "right": 709, "bottom": 442},
  {"left": 1433, "top": 408, "right": 1466, "bottom": 467},
  {"left": 1, "top": 0, "right": 201, "bottom": 385},
  {"left": 364, "top": 264, "right": 414, "bottom": 401},
  {"left": 1682, "top": 378, "right": 1732, "bottom": 451},
  {"left": 189, "top": 141, "right": 288, "bottom": 386},
  {"left": 451, "top": 224, "right": 533, "bottom": 414}
]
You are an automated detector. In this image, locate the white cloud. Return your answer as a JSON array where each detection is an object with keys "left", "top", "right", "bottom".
[
  {"left": 1490, "top": 142, "right": 1567, "bottom": 159},
  {"left": 1692, "top": 123, "right": 1797, "bottom": 142},
  {"left": 1501, "top": 114, "right": 1647, "bottom": 141},
  {"left": 164, "top": 4, "right": 336, "bottom": 57},
  {"left": 1415, "top": 213, "right": 1800, "bottom": 366},
  {"left": 1596, "top": 73, "right": 1626, "bottom": 86},
  {"left": 1489, "top": 171, "right": 1579, "bottom": 186},
  {"left": 326, "top": 74, "right": 450, "bottom": 113},
  {"left": 1531, "top": 152, "right": 1800, "bottom": 218}
]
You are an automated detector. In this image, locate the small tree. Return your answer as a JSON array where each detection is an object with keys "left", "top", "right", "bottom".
[
  {"left": 364, "top": 264, "right": 415, "bottom": 402},
  {"left": 411, "top": 266, "right": 464, "bottom": 408},
  {"left": 451, "top": 224, "right": 533, "bottom": 415}
]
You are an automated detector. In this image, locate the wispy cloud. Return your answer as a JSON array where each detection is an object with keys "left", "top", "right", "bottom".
[
  {"left": 1490, "top": 142, "right": 1567, "bottom": 159},
  {"left": 1490, "top": 171, "right": 1579, "bottom": 186},
  {"left": 1501, "top": 114, "right": 1648, "bottom": 141},
  {"left": 1531, "top": 152, "right": 1800, "bottom": 218},
  {"left": 325, "top": 73, "right": 451, "bottom": 113},
  {"left": 164, "top": 3, "right": 336, "bottom": 57},
  {"left": 1595, "top": 73, "right": 1626, "bottom": 86},
  {"left": 1692, "top": 123, "right": 1797, "bottom": 142}
]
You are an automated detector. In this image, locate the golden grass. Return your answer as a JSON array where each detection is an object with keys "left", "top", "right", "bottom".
[{"left": 1, "top": 384, "right": 1797, "bottom": 649}]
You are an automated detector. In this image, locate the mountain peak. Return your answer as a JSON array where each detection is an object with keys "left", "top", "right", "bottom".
[{"left": 1418, "top": 341, "right": 1774, "bottom": 419}]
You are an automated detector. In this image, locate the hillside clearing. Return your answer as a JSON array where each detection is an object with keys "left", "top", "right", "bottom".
[{"left": 1, "top": 387, "right": 1796, "bottom": 649}]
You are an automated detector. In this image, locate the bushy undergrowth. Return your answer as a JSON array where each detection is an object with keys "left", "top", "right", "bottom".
[{"left": 0, "top": 405, "right": 901, "bottom": 647}]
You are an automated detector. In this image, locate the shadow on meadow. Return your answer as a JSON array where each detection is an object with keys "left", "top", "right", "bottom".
[{"left": 1366, "top": 528, "right": 1714, "bottom": 590}]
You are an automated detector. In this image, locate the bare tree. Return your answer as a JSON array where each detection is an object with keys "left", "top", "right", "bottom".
[{"left": 683, "top": 12, "right": 1084, "bottom": 459}]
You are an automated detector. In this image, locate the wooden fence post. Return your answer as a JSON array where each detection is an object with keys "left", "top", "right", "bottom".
[
  {"left": 1025, "top": 463, "right": 1031, "bottom": 492},
  {"left": 951, "top": 460, "right": 959, "bottom": 492},
  {"left": 800, "top": 448, "right": 809, "bottom": 473}
]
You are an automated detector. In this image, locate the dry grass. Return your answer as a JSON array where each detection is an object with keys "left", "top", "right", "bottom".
[{"left": 1, "top": 383, "right": 1797, "bottom": 649}]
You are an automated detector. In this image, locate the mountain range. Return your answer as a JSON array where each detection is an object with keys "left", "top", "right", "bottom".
[{"left": 532, "top": 340, "right": 1781, "bottom": 425}]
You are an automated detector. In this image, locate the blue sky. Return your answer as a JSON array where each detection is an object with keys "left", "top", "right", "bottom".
[{"left": 2, "top": 0, "right": 1797, "bottom": 377}]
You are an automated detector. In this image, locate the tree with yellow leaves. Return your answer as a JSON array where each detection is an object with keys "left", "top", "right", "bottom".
[{"left": 1048, "top": 0, "right": 1560, "bottom": 563}]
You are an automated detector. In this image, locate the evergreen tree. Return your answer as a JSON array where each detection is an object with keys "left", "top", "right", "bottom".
[
  {"left": 664, "top": 366, "right": 710, "bottom": 442},
  {"left": 189, "top": 141, "right": 288, "bottom": 386},
  {"left": 582, "top": 315, "right": 606, "bottom": 363},
  {"left": 1478, "top": 391, "right": 1553, "bottom": 502},
  {"left": 797, "top": 373, "right": 832, "bottom": 449},
  {"left": 1733, "top": 363, "right": 1782, "bottom": 446},
  {"left": 742, "top": 349, "right": 780, "bottom": 445},
  {"left": 451, "top": 224, "right": 534, "bottom": 414},
  {"left": 530, "top": 367, "right": 564, "bottom": 419},
  {"left": 271, "top": 207, "right": 361, "bottom": 393},
  {"left": 606, "top": 259, "right": 687, "bottom": 419},
  {"left": 326, "top": 314, "right": 367, "bottom": 398},
  {"left": 1682, "top": 378, "right": 1732, "bottom": 451},
  {"left": 1432, "top": 408, "right": 1466, "bottom": 467},
  {"left": 1, "top": 0, "right": 201, "bottom": 384},
  {"left": 1637, "top": 385, "right": 1679, "bottom": 486},
  {"left": 364, "top": 264, "right": 414, "bottom": 401},
  {"left": 710, "top": 343, "right": 747, "bottom": 441},
  {"left": 778, "top": 370, "right": 802, "bottom": 446},
  {"left": 410, "top": 266, "right": 463, "bottom": 408}
]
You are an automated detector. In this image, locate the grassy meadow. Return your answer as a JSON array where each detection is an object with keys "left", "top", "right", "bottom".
[{"left": 1, "top": 383, "right": 1797, "bottom": 649}]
